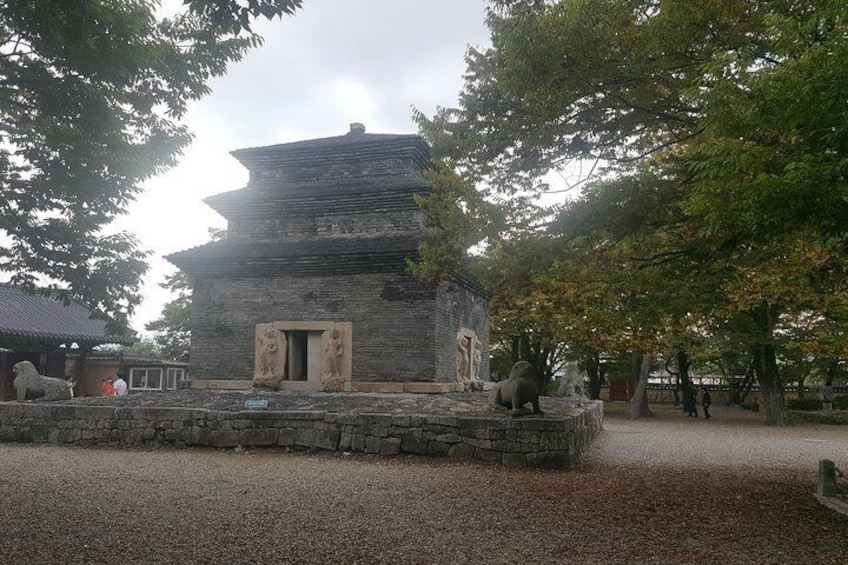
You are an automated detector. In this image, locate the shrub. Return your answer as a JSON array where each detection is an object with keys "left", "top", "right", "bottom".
[{"left": 786, "top": 397, "right": 822, "bottom": 411}]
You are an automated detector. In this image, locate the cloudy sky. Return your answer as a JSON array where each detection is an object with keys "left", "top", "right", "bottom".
[{"left": 123, "top": 0, "right": 491, "bottom": 333}]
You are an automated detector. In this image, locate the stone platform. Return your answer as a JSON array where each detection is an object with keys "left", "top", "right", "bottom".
[{"left": 0, "top": 391, "right": 603, "bottom": 469}]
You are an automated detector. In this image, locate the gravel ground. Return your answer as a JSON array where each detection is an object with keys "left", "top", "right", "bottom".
[{"left": 0, "top": 403, "right": 846, "bottom": 565}]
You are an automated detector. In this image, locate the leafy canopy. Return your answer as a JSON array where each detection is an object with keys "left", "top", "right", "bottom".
[
  {"left": 416, "top": 0, "right": 848, "bottom": 424},
  {"left": 0, "top": 0, "right": 301, "bottom": 333}
]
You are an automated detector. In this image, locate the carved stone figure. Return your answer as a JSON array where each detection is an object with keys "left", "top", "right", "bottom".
[
  {"left": 488, "top": 361, "right": 543, "bottom": 416},
  {"left": 456, "top": 334, "right": 470, "bottom": 382},
  {"left": 472, "top": 337, "right": 483, "bottom": 381},
  {"left": 320, "top": 327, "right": 346, "bottom": 392},
  {"left": 557, "top": 361, "right": 586, "bottom": 398},
  {"left": 12, "top": 361, "right": 72, "bottom": 402},
  {"left": 253, "top": 323, "right": 286, "bottom": 390},
  {"left": 325, "top": 328, "right": 344, "bottom": 376}
]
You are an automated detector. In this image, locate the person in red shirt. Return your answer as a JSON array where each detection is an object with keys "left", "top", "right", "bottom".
[{"left": 101, "top": 377, "right": 115, "bottom": 397}]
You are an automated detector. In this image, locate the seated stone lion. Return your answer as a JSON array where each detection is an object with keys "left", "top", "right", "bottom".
[{"left": 12, "top": 360, "right": 72, "bottom": 402}]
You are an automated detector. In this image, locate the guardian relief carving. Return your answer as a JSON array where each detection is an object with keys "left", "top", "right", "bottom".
[
  {"left": 457, "top": 328, "right": 484, "bottom": 390},
  {"left": 253, "top": 323, "right": 287, "bottom": 390},
  {"left": 320, "top": 323, "right": 352, "bottom": 392}
]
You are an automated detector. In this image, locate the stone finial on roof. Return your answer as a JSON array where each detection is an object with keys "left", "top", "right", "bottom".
[{"left": 348, "top": 122, "right": 366, "bottom": 135}]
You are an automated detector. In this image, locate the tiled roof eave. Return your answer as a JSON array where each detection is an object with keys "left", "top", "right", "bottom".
[{"left": 0, "top": 327, "right": 135, "bottom": 346}]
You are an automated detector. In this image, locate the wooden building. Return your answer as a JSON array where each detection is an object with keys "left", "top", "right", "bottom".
[{"left": 0, "top": 283, "right": 135, "bottom": 400}]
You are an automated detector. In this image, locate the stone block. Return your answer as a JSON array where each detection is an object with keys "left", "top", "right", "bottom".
[
  {"left": 278, "top": 427, "right": 297, "bottom": 447},
  {"left": 352, "top": 382, "right": 405, "bottom": 393},
  {"left": 350, "top": 433, "right": 366, "bottom": 452},
  {"left": 57, "top": 428, "right": 81, "bottom": 443},
  {"left": 379, "top": 437, "right": 402, "bottom": 455},
  {"left": 314, "top": 429, "right": 340, "bottom": 451},
  {"left": 516, "top": 430, "right": 541, "bottom": 444},
  {"left": 490, "top": 439, "right": 510, "bottom": 452},
  {"left": 295, "top": 428, "right": 315, "bottom": 448},
  {"left": 335, "top": 414, "right": 362, "bottom": 426},
  {"left": 338, "top": 432, "right": 352, "bottom": 450},
  {"left": 235, "top": 410, "right": 285, "bottom": 421},
  {"left": 518, "top": 419, "right": 567, "bottom": 432},
  {"left": 448, "top": 443, "right": 475, "bottom": 461},
  {"left": 0, "top": 426, "right": 16, "bottom": 442},
  {"left": 32, "top": 425, "right": 51, "bottom": 443},
  {"left": 428, "top": 441, "right": 451, "bottom": 456},
  {"left": 506, "top": 441, "right": 535, "bottom": 453},
  {"left": 409, "top": 415, "right": 426, "bottom": 427},
  {"left": 540, "top": 431, "right": 572, "bottom": 452},
  {"left": 208, "top": 431, "right": 240, "bottom": 447},
  {"left": 280, "top": 411, "right": 325, "bottom": 421},
  {"left": 360, "top": 413, "right": 394, "bottom": 427},
  {"left": 425, "top": 416, "right": 458, "bottom": 427},
  {"left": 365, "top": 425, "right": 389, "bottom": 438},
  {"left": 502, "top": 452, "right": 527, "bottom": 467},
  {"left": 364, "top": 435, "right": 380, "bottom": 453},
  {"left": 473, "top": 447, "right": 501, "bottom": 464},
  {"left": 19, "top": 404, "right": 55, "bottom": 420},
  {"left": 400, "top": 435, "right": 429, "bottom": 455},
  {"left": 239, "top": 428, "right": 279, "bottom": 446},
  {"left": 0, "top": 404, "right": 23, "bottom": 420},
  {"left": 391, "top": 415, "right": 411, "bottom": 427},
  {"left": 403, "top": 383, "right": 452, "bottom": 394},
  {"left": 527, "top": 451, "right": 570, "bottom": 469},
  {"left": 434, "top": 433, "right": 461, "bottom": 444}
]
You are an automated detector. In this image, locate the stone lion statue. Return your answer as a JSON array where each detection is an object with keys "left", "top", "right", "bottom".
[
  {"left": 12, "top": 361, "right": 71, "bottom": 402},
  {"left": 488, "top": 361, "right": 543, "bottom": 416},
  {"left": 557, "top": 361, "right": 587, "bottom": 398}
]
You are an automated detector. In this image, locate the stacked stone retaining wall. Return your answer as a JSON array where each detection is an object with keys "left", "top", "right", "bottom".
[{"left": 0, "top": 402, "right": 603, "bottom": 470}]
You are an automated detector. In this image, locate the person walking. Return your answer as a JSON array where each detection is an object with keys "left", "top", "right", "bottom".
[
  {"left": 113, "top": 373, "right": 128, "bottom": 396},
  {"left": 702, "top": 387, "right": 713, "bottom": 420}
]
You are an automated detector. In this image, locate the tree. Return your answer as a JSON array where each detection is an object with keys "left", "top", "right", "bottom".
[
  {"left": 145, "top": 272, "right": 192, "bottom": 362},
  {"left": 145, "top": 228, "right": 224, "bottom": 361},
  {"left": 0, "top": 0, "right": 301, "bottom": 333},
  {"left": 418, "top": 0, "right": 848, "bottom": 426}
]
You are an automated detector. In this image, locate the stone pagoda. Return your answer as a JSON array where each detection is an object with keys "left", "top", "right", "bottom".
[{"left": 167, "top": 124, "right": 489, "bottom": 393}]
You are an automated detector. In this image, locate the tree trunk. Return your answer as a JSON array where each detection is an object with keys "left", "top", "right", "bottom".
[
  {"left": 665, "top": 356, "right": 680, "bottom": 406},
  {"left": 750, "top": 303, "right": 787, "bottom": 427},
  {"left": 826, "top": 361, "right": 837, "bottom": 387},
  {"left": 677, "top": 349, "right": 693, "bottom": 414},
  {"left": 585, "top": 352, "right": 603, "bottom": 400},
  {"left": 629, "top": 353, "right": 653, "bottom": 419}
]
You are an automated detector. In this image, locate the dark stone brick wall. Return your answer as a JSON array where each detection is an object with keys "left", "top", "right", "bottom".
[
  {"left": 191, "top": 273, "right": 438, "bottom": 382},
  {"left": 435, "top": 282, "right": 490, "bottom": 383},
  {"left": 250, "top": 158, "right": 426, "bottom": 190},
  {"left": 228, "top": 209, "right": 423, "bottom": 243}
]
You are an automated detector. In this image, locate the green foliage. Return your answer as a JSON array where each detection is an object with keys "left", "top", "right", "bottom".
[
  {"left": 786, "top": 397, "right": 824, "bottom": 411},
  {"left": 419, "top": 0, "right": 848, "bottom": 426},
  {"left": 144, "top": 229, "right": 223, "bottom": 361},
  {"left": 117, "top": 338, "right": 163, "bottom": 359},
  {"left": 787, "top": 395, "right": 848, "bottom": 412},
  {"left": 0, "top": 1, "right": 300, "bottom": 333},
  {"left": 145, "top": 272, "right": 192, "bottom": 362},
  {"left": 185, "top": 0, "right": 302, "bottom": 34}
]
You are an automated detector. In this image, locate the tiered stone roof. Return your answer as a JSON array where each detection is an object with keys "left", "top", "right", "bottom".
[{"left": 167, "top": 127, "right": 432, "bottom": 277}]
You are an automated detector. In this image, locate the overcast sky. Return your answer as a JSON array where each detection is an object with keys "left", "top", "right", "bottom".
[{"left": 123, "top": 0, "right": 491, "bottom": 334}]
